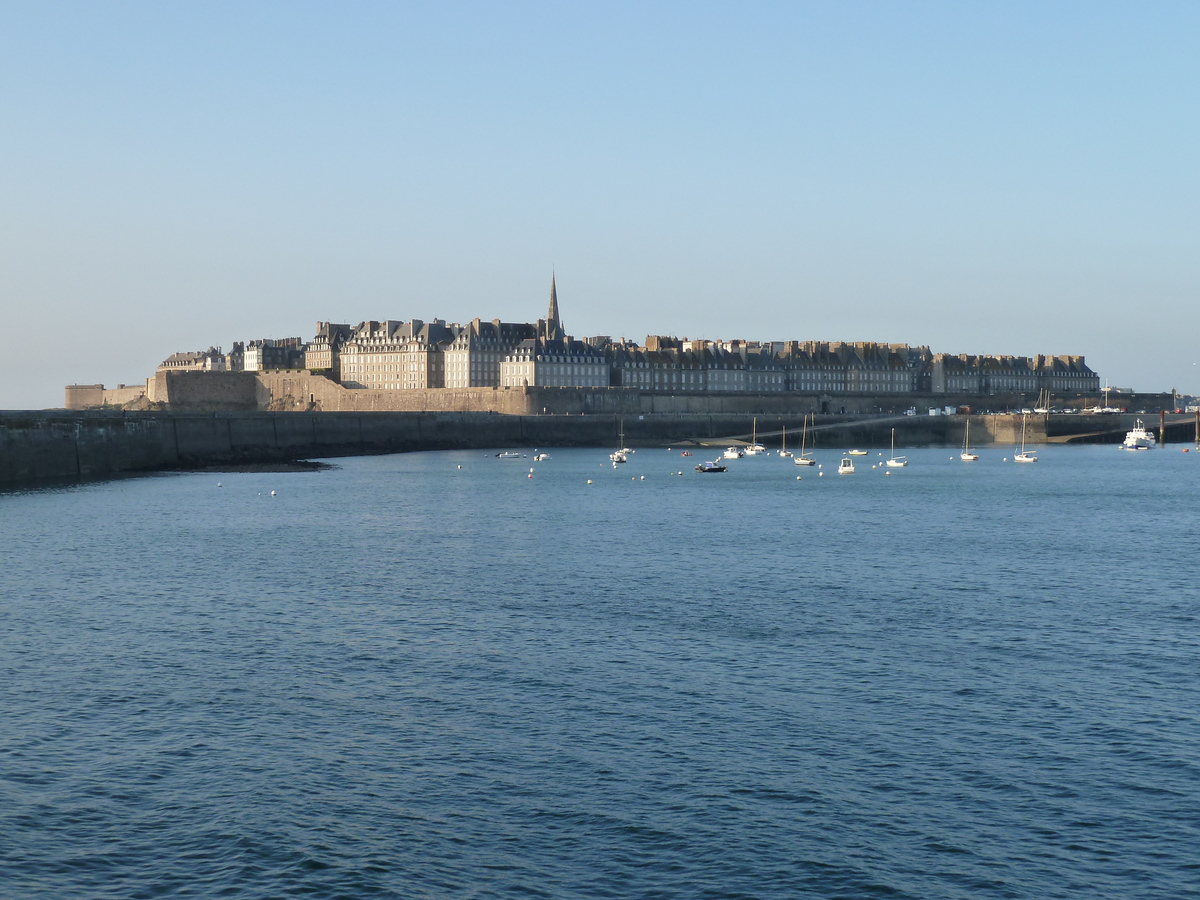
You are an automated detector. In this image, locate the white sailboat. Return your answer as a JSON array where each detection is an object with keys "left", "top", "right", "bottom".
[
  {"left": 778, "top": 424, "right": 792, "bottom": 458},
  {"left": 885, "top": 427, "right": 908, "bottom": 467},
  {"left": 960, "top": 419, "right": 979, "bottom": 461},
  {"left": 610, "top": 420, "right": 628, "bottom": 463},
  {"left": 1014, "top": 413, "right": 1038, "bottom": 463},
  {"left": 795, "top": 414, "right": 816, "bottom": 466},
  {"left": 745, "top": 417, "right": 766, "bottom": 455}
]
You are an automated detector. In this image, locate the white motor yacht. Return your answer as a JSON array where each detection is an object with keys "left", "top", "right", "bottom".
[{"left": 1122, "top": 420, "right": 1157, "bottom": 450}]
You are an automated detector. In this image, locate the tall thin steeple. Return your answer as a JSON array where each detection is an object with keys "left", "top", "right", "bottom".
[{"left": 544, "top": 273, "right": 563, "bottom": 341}]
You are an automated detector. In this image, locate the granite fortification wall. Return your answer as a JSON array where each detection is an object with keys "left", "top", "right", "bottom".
[
  {"left": 81, "top": 370, "right": 1059, "bottom": 418},
  {"left": 69, "top": 371, "right": 1152, "bottom": 420}
]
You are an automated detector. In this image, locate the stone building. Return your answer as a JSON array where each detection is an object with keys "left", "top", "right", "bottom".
[
  {"left": 1034, "top": 355, "right": 1098, "bottom": 393},
  {"left": 243, "top": 338, "right": 306, "bottom": 372},
  {"left": 305, "top": 323, "right": 353, "bottom": 373},
  {"left": 499, "top": 338, "right": 609, "bottom": 388},
  {"left": 338, "top": 319, "right": 458, "bottom": 390},
  {"left": 157, "top": 348, "right": 226, "bottom": 373},
  {"left": 444, "top": 318, "right": 537, "bottom": 388},
  {"left": 931, "top": 352, "right": 1099, "bottom": 395}
]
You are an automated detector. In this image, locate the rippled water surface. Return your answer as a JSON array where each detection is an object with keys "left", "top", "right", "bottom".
[{"left": 3, "top": 444, "right": 1199, "bottom": 898}]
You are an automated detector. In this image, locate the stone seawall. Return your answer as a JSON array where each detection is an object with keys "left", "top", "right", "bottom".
[{"left": 11, "top": 410, "right": 1188, "bottom": 487}]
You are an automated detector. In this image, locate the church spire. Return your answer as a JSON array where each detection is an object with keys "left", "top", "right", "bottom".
[{"left": 544, "top": 273, "right": 563, "bottom": 340}]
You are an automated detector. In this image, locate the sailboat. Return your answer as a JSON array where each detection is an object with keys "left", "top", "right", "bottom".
[
  {"left": 885, "top": 427, "right": 908, "bottom": 467},
  {"left": 795, "top": 414, "right": 816, "bottom": 466},
  {"left": 745, "top": 417, "right": 766, "bottom": 455},
  {"left": 960, "top": 419, "right": 979, "bottom": 461},
  {"left": 1014, "top": 413, "right": 1038, "bottom": 463},
  {"left": 610, "top": 420, "right": 628, "bottom": 463},
  {"left": 778, "top": 424, "right": 792, "bottom": 458}
]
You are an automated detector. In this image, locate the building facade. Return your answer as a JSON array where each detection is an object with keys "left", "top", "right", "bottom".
[
  {"left": 243, "top": 338, "right": 306, "bottom": 372},
  {"left": 338, "top": 319, "right": 458, "bottom": 390},
  {"left": 444, "top": 319, "right": 538, "bottom": 388},
  {"left": 500, "top": 338, "right": 609, "bottom": 388}
]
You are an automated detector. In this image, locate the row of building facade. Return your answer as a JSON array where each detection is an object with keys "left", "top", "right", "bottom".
[{"left": 158, "top": 278, "right": 1101, "bottom": 396}]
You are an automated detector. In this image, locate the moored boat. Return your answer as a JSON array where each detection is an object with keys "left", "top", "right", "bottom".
[
  {"left": 885, "top": 428, "right": 908, "bottom": 467},
  {"left": 744, "top": 418, "right": 766, "bottom": 455},
  {"left": 795, "top": 414, "right": 816, "bottom": 466},
  {"left": 1014, "top": 413, "right": 1038, "bottom": 463},
  {"left": 960, "top": 419, "right": 979, "bottom": 461},
  {"left": 838, "top": 456, "right": 855, "bottom": 474},
  {"left": 695, "top": 460, "right": 727, "bottom": 473},
  {"left": 1122, "top": 419, "right": 1157, "bottom": 450}
]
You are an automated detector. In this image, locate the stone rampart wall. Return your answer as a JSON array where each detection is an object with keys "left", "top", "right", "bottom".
[
  {"left": 69, "top": 370, "right": 1156, "bottom": 418},
  {"left": 65, "top": 382, "right": 148, "bottom": 409}
]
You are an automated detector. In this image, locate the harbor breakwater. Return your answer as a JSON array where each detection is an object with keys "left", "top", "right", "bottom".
[{"left": 0, "top": 410, "right": 1187, "bottom": 486}]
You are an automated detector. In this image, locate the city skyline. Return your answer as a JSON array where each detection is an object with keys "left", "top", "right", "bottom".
[{"left": 3, "top": 2, "right": 1197, "bottom": 408}]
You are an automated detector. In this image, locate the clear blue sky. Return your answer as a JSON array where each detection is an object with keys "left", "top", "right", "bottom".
[{"left": 2, "top": 1, "right": 1197, "bottom": 408}]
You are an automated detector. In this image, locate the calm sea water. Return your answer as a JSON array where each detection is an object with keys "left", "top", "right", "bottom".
[{"left": 2, "top": 444, "right": 1199, "bottom": 899}]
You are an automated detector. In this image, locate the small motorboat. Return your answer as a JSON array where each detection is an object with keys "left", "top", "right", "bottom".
[
  {"left": 680, "top": 450, "right": 692, "bottom": 457},
  {"left": 534, "top": 453, "right": 550, "bottom": 461},
  {"left": 848, "top": 449, "right": 868, "bottom": 456},
  {"left": 838, "top": 456, "right": 855, "bottom": 474},
  {"left": 496, "top": 451, "right": 526, "bottom": 459},
  {"left": 695, "top": 460, "right": 727, "bottom": 473},
  {"left": 723, "top": 447, "right": 745, "bottom": 459}
]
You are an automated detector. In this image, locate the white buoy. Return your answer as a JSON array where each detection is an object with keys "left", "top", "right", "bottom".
[
  {"left": 217, "top": 482, "right": 222, "bottom": 487},
  {"left": 587, "top": 479, "right": 592, "bottom": 484},
  {"left": 819, "top": 471, "right": 824, "bottom": 477},
  {"left": 457, "top": 465, "right": 462, "bottom": 469},
  {"left": 796, "top": 475, "right": 801, "bottom": 480},
  {"left": 270, "top": 490, "right": 276, "bottom": 496},
  {"left": 640, "top": 475, "right": 645, "bottom": 480}
]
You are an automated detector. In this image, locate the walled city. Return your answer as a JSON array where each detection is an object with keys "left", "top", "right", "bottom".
[{"left": 67, "top": 276, "right": 1107, "bottom": 413}]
